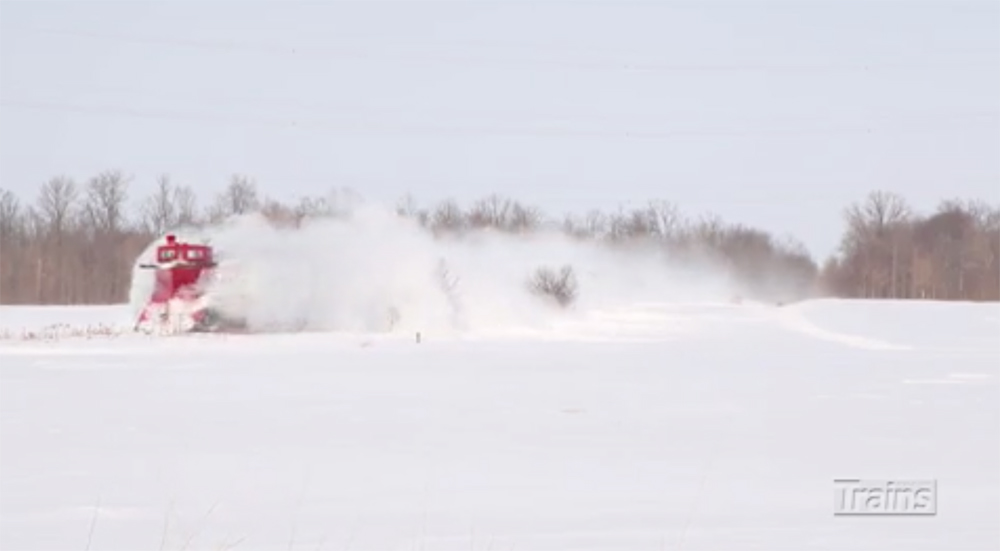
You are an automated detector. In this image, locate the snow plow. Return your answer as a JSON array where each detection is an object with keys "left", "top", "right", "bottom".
[{"left": 134, "top": 234, "right": 245, "bottom": 334}]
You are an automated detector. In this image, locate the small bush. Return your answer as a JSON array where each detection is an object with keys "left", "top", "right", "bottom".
[{"left": 528, "top": 265, "right": 578, "bottom": 308}]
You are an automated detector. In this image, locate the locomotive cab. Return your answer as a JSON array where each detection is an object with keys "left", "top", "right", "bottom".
[
  {"left": 135, "top": 234, "right": 227, "bottom": 332},
  {"left": 140, "top": 235, "right": 216, "bottom": 300}
]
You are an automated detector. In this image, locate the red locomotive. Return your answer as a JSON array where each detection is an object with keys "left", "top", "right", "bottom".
[{"left": 134, "top": 234, "right": 239, "bottom": 333}]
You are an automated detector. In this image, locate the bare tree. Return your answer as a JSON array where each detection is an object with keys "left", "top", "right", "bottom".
[
  {"left": 507, "top": 202, "right": 543, "bottom": 233},
  {"left": 209, "top": 174, "right": 260, "bottom": 222},
  {"left": 838, "top": 191, "right": 912, "bottom": 297},
  {"left": 429, "top": 200, "right": 466, "bottom": 234},
  {"left": 82, "top": 170, "right": 130, "bottom": 234},
  {"left": 79, "top": 171, "right": 131, "bottom": 302},
  {"left": 691, "top": 213, "right": 725, "bottom": 249},
  {"left": 605, "top": 208, "right": 629, "bottom": 242},
  {"left": 1, "top": 173, "right": 996, "bottom": 306},
  {"left": 36, "top": 177, "right": 78, "bottom": 237},
  {"left": 607, "top": 207, "right": 653, "bottom": 241},
  {"left": 845, "top": 191, "right": 911, "bottom": 236},
  {"left": 174, "top": 185, "right": 200, "bottom": 227},
  {"left": 646, "top": 200, "right": 682, "bottom": 240},
  {"left": 914, "top": 204, "right": 977, "bottom": 299},
  {"left": 0, "top": 189, "right": 22, "bottom": 241},
  {"left": 468, "top": 195, "right": 512, "bottom": 229},
  {"left": 564, "top": 210, "right": 610, "bottom": 240},
  {"left": 32, "top": 177, "right": 81, "bottom": 302},
  {"left": 141, "top": 174, "right": 178, "bottom": 235},
  {"left": 0, "top": 189, "right": 24, "bottom": 302},
  {"left": 260, "top": 198, "right": 298, "bottom": 228},
  {"left": 294, "top": 195, "right": 331, "bottom": 221},
  {"left": 395, "top": 194, "right": 419, "bottom": 218},
  {"left": 583, "top": 210, "right": 608, "bottom": 240}
]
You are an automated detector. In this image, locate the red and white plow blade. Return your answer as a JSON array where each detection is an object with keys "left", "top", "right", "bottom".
[{"left": 135, "top": 295, "right": 212, "bottom": 334}]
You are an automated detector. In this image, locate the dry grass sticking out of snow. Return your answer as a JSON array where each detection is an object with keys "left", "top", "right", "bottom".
[{"left": 0, "top": 324, "right": 123, "bottom": 342}]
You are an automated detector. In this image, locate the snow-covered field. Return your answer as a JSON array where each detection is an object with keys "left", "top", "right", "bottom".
[{"left": 1, "top": 298, "right": 997, "bottom": 551}]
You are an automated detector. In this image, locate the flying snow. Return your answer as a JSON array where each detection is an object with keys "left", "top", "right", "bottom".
[{"left": 129, "top": 203, "right": 750, "bottom": 334}]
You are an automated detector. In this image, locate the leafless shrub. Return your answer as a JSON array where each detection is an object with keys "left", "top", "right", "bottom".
[{"left": 528, "top": 265, "right": 578, "bottom": 308}]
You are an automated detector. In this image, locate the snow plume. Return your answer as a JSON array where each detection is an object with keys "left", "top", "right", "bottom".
[{"left": 129, "top": 203, "right": 746, "bottom": 334}]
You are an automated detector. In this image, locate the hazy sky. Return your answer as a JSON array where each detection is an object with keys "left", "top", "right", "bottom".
[{"left": 2, "top": 0, "right": 997, "bottom": 258}]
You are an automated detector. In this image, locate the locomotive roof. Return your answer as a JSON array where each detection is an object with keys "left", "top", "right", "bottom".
[
  {"left": 155, "top": 234, "right": 214, "bottom": 263},
  {"left": 160, "top": 234, "right": 211, "bottom": 248}
]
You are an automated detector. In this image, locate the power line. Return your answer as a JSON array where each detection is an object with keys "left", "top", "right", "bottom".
[
  {"left": 2, "top": 98, "right": 996, "bottom": 139},
  {"left": 8, "top": 27, "right": 997, "bottom": 74},
  {"left": 9, "top": 83, "right": 998, "bottom": 128}
]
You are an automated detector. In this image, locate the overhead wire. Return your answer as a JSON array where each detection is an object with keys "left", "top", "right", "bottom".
[
  {"left": 6, "top": 27, "right": 997, "bottom": 74},
  {"left": 2, "top": 98, "right": 997, "bottom": 139},
  {"left": 2, "top": 26, "right": 996, "bottom": 138}
]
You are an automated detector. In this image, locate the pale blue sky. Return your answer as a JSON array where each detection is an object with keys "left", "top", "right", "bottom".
[{"left": 2, "top": 0, "right": 997, "bottom": 258}]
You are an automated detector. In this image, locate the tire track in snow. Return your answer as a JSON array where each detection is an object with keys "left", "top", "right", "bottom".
[{"left": 772, "top": 304, "right": 912, "bottom": 351}]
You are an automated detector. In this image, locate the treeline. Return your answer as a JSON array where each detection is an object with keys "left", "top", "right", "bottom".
[
  {"left": 823, "top": 192, "right": 999, "bottom": 300},
  {"left": 0, "top": 171, "right": 997, "bottom": 304}
]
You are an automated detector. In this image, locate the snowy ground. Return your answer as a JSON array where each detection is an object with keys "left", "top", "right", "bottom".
[{"left": 1, "top": 299, "right": 998, "bottom": 550}]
